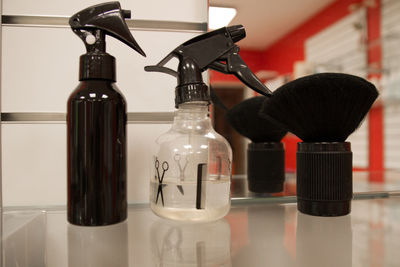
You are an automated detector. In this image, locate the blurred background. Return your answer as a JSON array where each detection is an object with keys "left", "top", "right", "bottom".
[
  {"left": 2, "top": 1, "right": 399, "bottom": 265},
  {"left": 2, "top": 0, "right": 399, "bottom": 207},
  {"left": 210, "top": 0, "right": 395, "bottom": 182}
]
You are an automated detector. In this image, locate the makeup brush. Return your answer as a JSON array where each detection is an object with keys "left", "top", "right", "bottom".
[
  {"left": 260, "top": 73, "right": 379, "bottom": 216},
  {"left": 226, "top": 96, "right": 287, "bottom": 193}
]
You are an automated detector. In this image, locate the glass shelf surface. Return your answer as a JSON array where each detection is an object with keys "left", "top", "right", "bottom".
[
  {"left": 3, "top": 196, "right": 400, "bottom": 267},
  {"left": 3, "top": 170, "right": 400, "bottom": 266}
]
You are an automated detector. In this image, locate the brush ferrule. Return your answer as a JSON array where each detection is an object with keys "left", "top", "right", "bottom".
[
  {"left": 297, "top": 142, "right": 352, "bottom": 216},
  {"left": 247, "top": 142, "right": 285, "bottom": 193}
]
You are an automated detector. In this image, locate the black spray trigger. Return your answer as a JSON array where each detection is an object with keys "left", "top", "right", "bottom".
[
  {"left": 145, "top": 25, "right": 271, "bottom": 106},
  {"left": 144, "top": 66, "right": 178, "bottom": 78},
  {"left": 69, "top": 1, "right": 145, "bottom": 57},
  {"left": 209, "top": 47, "right": 271, "bottom": 96},
  {"left": 226, "top": 48, "right": 271, "bottom": 96}
]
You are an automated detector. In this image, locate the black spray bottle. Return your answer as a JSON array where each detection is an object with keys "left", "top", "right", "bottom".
[
  {"left": 145, "top": 25, "right": 271, "bottom": 222},
  {"left": 67, "top": 2, "right": 146, "bottom": 226}
]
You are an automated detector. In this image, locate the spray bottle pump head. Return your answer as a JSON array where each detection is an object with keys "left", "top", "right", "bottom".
[
  {"left": 70, "top": 1, "right": 145, "bottom": 81},
  {"left": 145, "top": 25, "right": 272, "bottom": 107}
]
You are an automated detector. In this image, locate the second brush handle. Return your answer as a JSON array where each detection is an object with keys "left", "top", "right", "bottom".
[{"left": 247, "top": 142, "right": 285, "bottom": 193}]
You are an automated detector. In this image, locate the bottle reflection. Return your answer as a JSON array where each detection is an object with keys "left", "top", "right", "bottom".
[
  {"left": 232, "top": 205, "right": 294, "bottom": 266},
  {"left": 296, "top": 213, "right": 352, "bottom": 267},
  {"left": 68, "top": 222, "right": 128, "bottom": 267},
  {"left": 150, "top": 219, "right": 231, "bottom": 266}
]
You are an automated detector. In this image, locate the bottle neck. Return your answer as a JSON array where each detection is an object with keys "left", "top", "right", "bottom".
[
  {"left": 172, "top": 102, "right": 212, "bottom": 131},
  {"left": 79, "top": 53, "right": 116, "bottom": 81}
]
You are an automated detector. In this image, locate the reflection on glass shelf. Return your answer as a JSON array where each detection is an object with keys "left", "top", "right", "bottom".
[
  {"left": 231, "top": 171, "right": 400, "bottom": 203},
  {"left": 2, "top": 209, "right": 232, "bottom": 267},
  {"left": 150, "top": 219, "right": 231, "bottom": 266},
  {"left": 3, "top": 197, "right": 400, "bottom": 267},
  {"left": 3, "top": 211, "right": 46, "bottom": 267},
  {"left": 68, "top": 223, "right": 128, "bottom": 267},
  {"left": 227, "top": 198, "right": 400, "bottom": 267},
  {"left": 296, "top": 213, "right": 352, "bottom": 267}
]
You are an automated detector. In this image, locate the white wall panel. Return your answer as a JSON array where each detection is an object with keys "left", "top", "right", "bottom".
[
  {"left": 1, "top": 0, "right": 207, "bottom": 207},
  {"left": 382, "top": 0, "right": 400, "bottom": 170},
  {"left": 2, "top": 0, "right": 208, "bottom": 23},
  {"left": 347, "top": 119, "right": 369, "bottom": 168},
  {"left": 382, "top": 0, "right": 400, "bottom": 30},
  {"left": 2, "top": 26, "right": 199, "bottom": 112},
  {"left": 306, "top": 9, "right": 367, "bottom": 75},
  {"left": 384, "top": 105, "right": 400, "bottom": 169},
  {"left": 0, "top": 0, "right": 3, "bottom": 218},
  {"left": 2, "top": 123, "right": 171, "bottom": 206},
  {"left": 2, "top": 124, "right": 67, "bottom": 206}
]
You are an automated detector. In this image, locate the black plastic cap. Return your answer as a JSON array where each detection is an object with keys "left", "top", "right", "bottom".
[
  {"left": 173, "top": 57, "right": 210, "bottom": 107},
  {"left": 247, "top": 142, "right": 285, "bottom": 193},
  {"left": 79, "top": 53, "right": 116, "bottom": 81},
  {"left": 175, "top": 83, "right": 210, "bottom": 108},
  {"left": 296, "top": 142, "right": 353, "bottom": 217}
]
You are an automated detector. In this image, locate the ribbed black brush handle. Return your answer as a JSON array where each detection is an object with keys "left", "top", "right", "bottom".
[
  {"left": 297, "top": 142, "right": 352, "bottom": 216},
  {"left": 247, "top": 142, "right": 285, "bottom": 193}
]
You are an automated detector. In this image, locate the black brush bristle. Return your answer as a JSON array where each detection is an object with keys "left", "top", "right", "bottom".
[
  {"left": 260, "top": 73, "right": 379, "bottom": 142},
  {"left": 226, "top": 96, "right": 287, "bottom": 142}
]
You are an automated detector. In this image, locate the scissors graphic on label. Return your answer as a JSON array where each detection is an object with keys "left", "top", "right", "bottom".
[
  {"left": 174, "top": 154, "right": 188, "bottom": 195},
  {"left": 155, "top": 158, "right": 169, "bottom": 206}
]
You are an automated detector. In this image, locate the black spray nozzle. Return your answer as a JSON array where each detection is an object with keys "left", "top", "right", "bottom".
[
  {"left": 69, "top": 1, "right": 145, "bottom": 56},
  {"left": 145, "top": 25, "right": 271, "bottom": 106},
  {"left": 121, "top": 9, "right": 131, "bottom": 19},
  {"left": 70, "top": 2, "right": 145, "bottom": 81},
  {"left": 226, "top": 25, "right": 246, "bottom": 42}
]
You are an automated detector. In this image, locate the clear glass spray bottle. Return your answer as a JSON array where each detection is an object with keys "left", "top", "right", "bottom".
[
  {"left": 145, "top": 25, "right": 272, "bottom": 222},
  {"left": 151, "top": 102, "right": 232, "bottom": 221}
]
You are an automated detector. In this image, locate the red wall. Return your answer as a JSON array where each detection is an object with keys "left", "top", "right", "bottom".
[{"left": 367, "top": 0, "right": 384, "bottom": 179}]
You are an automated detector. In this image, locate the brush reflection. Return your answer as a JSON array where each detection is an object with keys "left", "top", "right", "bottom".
[
  {"left": 232, "top": 205, "right": 294, "bottom": 266},
  {"left": 150, "top": 219, "right": 231, "bottom": 266},
  {"left": 296, "top": 213, "right": 352, "bottom": 267},
  {"left": 67, "top": 222, "right": 128, "bottom": 267}
]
